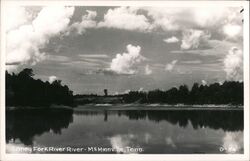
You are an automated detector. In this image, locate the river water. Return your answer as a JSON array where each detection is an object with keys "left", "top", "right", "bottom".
[{"left": 6, "top": 107, "right": 243, "bottom": 154}]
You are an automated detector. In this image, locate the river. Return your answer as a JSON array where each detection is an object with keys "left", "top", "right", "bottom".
[{"left": 6, "top": 106, "right": 243, "bottom": 154}]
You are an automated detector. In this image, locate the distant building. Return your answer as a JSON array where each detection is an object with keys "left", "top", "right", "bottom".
[{"left": 104, "top": 89, "right": 108, "bottom": 96}]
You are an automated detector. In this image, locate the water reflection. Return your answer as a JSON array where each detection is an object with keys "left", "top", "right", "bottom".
[
  {"left": 6, "top": 109, "right": 73, "bottom": 145},
  {"left": 74, "top": 110, "right": 243, "bottom": 131},
  {"left": 6, "top": 108, "right": 243, "bottom": 154},
  {"left": 222, "top": 132, "right": 243, "bottom": 153},
  {"left": 109, "top": 134, "right": 138, "bottom": 154}
]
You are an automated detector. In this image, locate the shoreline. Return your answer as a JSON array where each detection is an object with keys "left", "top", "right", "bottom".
[
  {"left": 6, "top": 104, "right": 243, "bottom": 111},
  {"left": 74, "top": 104, "right": 243, "bottom": 111}
]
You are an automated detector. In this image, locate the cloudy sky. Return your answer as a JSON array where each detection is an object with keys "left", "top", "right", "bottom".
[{"left": 5, "top": 6, "right": 244, "bottom": 94}]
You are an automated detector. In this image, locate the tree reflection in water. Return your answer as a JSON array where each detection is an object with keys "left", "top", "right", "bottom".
[
  {"left": 6, "top": 109, "right": 73, "bottom": 145},
  {"left": 126, "top": 110, "right": 243, "bottom": 131},
  {"left": 74, "top": 110, "right": 243, "bottom": 131},
  {"left": 6, "top": 109, "right": 243, "bottom": 146}
]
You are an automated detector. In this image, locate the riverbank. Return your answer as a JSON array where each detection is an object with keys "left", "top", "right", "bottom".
[
  {"left": 73, "top": 104, "right": 243, "bottom": 111},
  {"left": 6, "top": 104, "right": 243, "bottom": 111},
  {"left": 6, "top": 105, "right": 73, "bottom": 111}
]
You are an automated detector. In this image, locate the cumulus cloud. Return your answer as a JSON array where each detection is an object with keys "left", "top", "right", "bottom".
[
  {"left": 224, "top": 47, "right": 243, "bottom": 81},
  {"left": 165, "top": 60, "right": 178, "bottom": 72},
  {"left": 6, "top": 6, "right": 75, "bottom": 71},
  {"left": 143, "top": 7, "right": 241, "bottom": 32},
  {"left": 164, "top": 36, "right": 179, "bottom": 43},
  {"left": 222, "top": 9, "right": 243, "bottom": 40},
  {"left": 98, "top": 7, "right": 152, "bottom": 32},
  {"left": 144, "top": 8, "right": 183, "bottom": 31},
  {"left": 110, "top": 44, "right": 145, "bottom": 74},
  {"left": 49, "top": 75, "right": 57, "bottom": 83},
  {"left": 5, "top": 6, "right": 32, "bottom": 32},
  {"left": 223, "top": 24, "right": 242, "bottom": 39},
  {"left": 149, "top": 7, "right": 243, "bottom": 42},
  {"left": 201, "top": 80, "right": 207, "bottom": 86},
  {"left": 98, "top": 7, "right": 242, "bottom": 43},
  {"left": 145, "top": 64, "right": 152, "bottom": 75},
  {"left": 181, "top": 29, "right": 211, "bottom": 50},
  {"left": 66, "top": 10, "right": 97, "bottom": 35},
  {"left": 138, "top": 87, "right": 144, "bottom": 92},
  {"left": 191, "top": 7, "right": 231, "bottom": 28}
]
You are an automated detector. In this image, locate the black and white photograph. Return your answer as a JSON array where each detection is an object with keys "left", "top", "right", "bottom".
[{"left": 0, "top": 1, "right": 249, "bottom": 161}]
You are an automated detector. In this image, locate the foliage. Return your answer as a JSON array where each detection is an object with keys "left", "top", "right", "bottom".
[
  {"left": 123, "top": 82, "right": 243, "bottom": 105},
  {"left": 6, "top": 68, "right": 74, "bottom": 107}
]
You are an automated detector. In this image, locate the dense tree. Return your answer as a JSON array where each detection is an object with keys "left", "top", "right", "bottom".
[
  {"left": 122, "top": 81, "right": 243, "bottom": 105},
  {"left": 74, "top": 81, "right": 243, "bottom": 105},
  {"left": 6, "top": 68, "right": 74, "bottom": 107}
]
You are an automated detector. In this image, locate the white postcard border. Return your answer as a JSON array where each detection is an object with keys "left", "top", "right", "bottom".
[{"left": 0, "top": 1, "right": 249, "bottom": 161}]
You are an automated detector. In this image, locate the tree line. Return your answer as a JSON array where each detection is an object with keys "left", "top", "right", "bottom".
[
  {"left": 6, "top": 68, "right": 243, "bottom": 106},
  {"left": 123, "top": 81, "right": 243, "bottom": 105},
  {"left": 6, "top": 68, "right": 74, "bottom": 107}
]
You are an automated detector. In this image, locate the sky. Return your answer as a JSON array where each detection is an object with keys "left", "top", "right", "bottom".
[{"left": 5, "top": 6, "right": 244, "bottom": 94}]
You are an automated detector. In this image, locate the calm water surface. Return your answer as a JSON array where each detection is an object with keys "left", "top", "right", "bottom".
[{"left": 6, "top": 107, "right": 243, "bottom": 154}]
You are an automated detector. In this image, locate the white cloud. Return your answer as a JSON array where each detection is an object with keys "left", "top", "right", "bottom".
[
  {"left": 144, "top": 7, "right": 234, "bottom": 31},
  {"left": 98, "top": 7, "right": 152, "bottom": 32},
  {"left": 5, "top": 6, "right": 32, "bottom": 32},
  {"left": 138, "top": 87, "right": 144, "bottom": 92},
  {"left": 98, "top": 7, "right": 243, "bottom": 44},
  {"left": 144, "top": 8, "right": 183, "bottom": 31},
  {"left": 32, "top": 7, "right": 74, "bottom": 37},
  {"left": 181, "top": 29, "right": 211, "bottom": 50},
  {"left": 223, "top": 24, "right": 242, "bottom": 39},
  {"left": 145, "top": 64, "right": 152, "bottom": 75},
  {"left": 49, "top": 75, "right": 57, "bottom": 83},
  {"left": 191, "top": 7, "right": 231, "bottom": 28},
  {"left": 146, "top": 7, "right": 242, "bottom": 31},
  {"left": 165, "top": 60, "right": 178, "bottom": 72},
  {"left": 222, "top": 8, "right": 243, "bottom": 40},
  {"left": 6, "top": 6, "right": 75, "bottom": 71},
  {"left": 67, "top": 10, "right": 97, "bottom": 35},
  {"left": 124, "top": 89, "right": 131, "bottom": 94},
  {"left": 101, "top": 7, "right": 243, "bottom": 44},
  {"left": 201, "top": 80, "right": 207, "bottom": 86},
  {"left": 164, "top": 36, "right": 179, "bottom": 43},
  {"left": 110, "top": 44, "right": 145, "bottom": 74},
  {"left": 224, "top": 47, "right": 243, "bottom": 81}
]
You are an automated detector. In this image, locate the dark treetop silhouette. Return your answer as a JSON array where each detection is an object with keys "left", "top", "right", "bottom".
[
  {"left": 75, "top": 82, "right": 243, "bottom": 105},
  {"left": 121, "top": 81, "right": 243, "bottom": 105},
  {"left": 6, "top": 68, "right": 243, "bottom": 107},
  {"left": 6, "top": 68, "right": 74, "bottom": 107}
]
